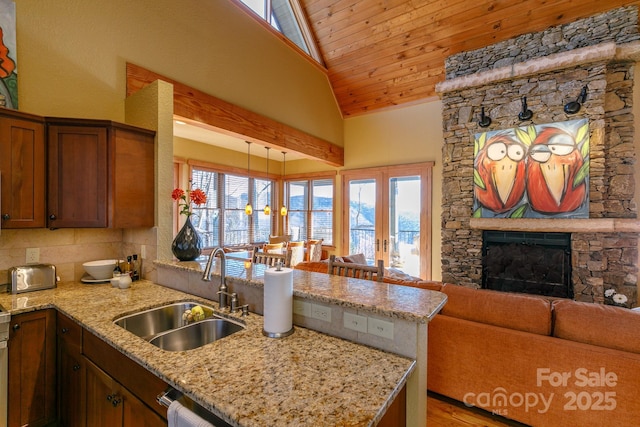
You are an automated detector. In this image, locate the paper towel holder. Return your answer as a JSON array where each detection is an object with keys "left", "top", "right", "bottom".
[
  {"left": 262, "top": 262, "right": 295, "bottom": 339},
  {"left": 263, "top": 328, "right": 294, "bottom": 338}
]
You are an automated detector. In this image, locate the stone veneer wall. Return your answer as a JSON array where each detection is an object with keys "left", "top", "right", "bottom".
[{"left": 438, "top": 7, "right": 639, "bottom": 306}]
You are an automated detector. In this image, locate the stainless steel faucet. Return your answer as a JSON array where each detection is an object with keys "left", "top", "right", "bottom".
[{"left": 202, "top": 247, "right": 229, "bottom": 309}]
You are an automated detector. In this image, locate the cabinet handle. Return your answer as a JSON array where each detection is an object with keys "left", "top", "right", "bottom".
[
  {"left": 12, "top": 324, "right": 19, "bottom": 331},
  {"left": 61, "top": 327, "right": 69, "bottom": 334},
  {"left": 376, "top": 239, "right": 380, "bottom": 251},
  {"left": 106, "top": 394, "right": 113, "bottom": 402},
  {"left": 1, "top": 214, "right": 9, "bottom": 220},
  {"left": 49, "top": 214, "right": 57, "bottom": 220},
  {"left": 72, "top": 364, "right": 81, "bottom": 371},
  {"left": 384, "top": 239, "right": 388, "bottom": 252},
  {"left": 111, "top": 396, "right": 121, "bottom": 407}
]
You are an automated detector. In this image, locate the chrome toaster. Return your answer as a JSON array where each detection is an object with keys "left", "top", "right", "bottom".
[{"left": 9, "top": 263, "right": 57, "bottom": 294}]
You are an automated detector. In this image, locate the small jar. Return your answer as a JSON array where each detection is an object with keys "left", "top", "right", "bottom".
[
  {"left": 119, "top": 274, "right": 132, "bottom": 289},
  {"left": 111, "top": 273, "right": 121, "bottom": 288}
]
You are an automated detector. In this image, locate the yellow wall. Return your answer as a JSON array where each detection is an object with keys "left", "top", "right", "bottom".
[
  {"left": 344, "top": 101, "right": 444, "bottom": 280},
  {"left": 16, "top": 0, "right": 342, "bottom": 143}
]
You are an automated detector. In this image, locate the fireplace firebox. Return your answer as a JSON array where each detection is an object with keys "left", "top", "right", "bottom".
[{"left": 482, "top": 231, "right": 572, "bottom": 298}]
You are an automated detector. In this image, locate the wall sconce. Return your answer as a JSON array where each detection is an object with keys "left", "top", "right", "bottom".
[
  {"left": 264, "top": 147, "right": 271, "bottom": 215},
  {"left": 280, "top": 151, "right": 288, "bottom": 216},
  {"left": 478, "top": 107, "right": 492, "bottom": 128},
  {"left": 245, "top": 141, "right": 253, "bottom": 215},
  {"left": 564, "top": 85, "right": 588, "bottom": 115},
  {"left": 518, "top": 96, "right": 533, "bottom": 121}
]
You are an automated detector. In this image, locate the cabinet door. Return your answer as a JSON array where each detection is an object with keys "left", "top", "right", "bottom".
[
  {"left": 122, "top": 386, "right": 165, "bottom": 427},
  {"left": 0, "top": 114, "right": 46, "bottom": 228},
  {"left": 59, "top": 347, "right": 85, "bottom": 427},
  {"left": 58, "top": 312, "right": 86, "bottom": 427},
  {"left": 85, "top": 360, "right": 123, "bottom": 427},
  {"left": 111, "top": 126, "right": 155, "bottom": 228},
  {"left": 47, "top": 125, "right": 108, "bottom": 227},
  {"left": 7, "top": 309, "right": 56, "bottom": 427}
]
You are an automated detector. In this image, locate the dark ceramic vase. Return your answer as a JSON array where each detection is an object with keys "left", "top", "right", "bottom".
[{"left": 171, "top": 216, "right": 202, "bottom": 261}]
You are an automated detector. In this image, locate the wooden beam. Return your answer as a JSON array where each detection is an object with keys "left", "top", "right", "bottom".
[{"left": 126, "top": 62, "right": 344, "bottom": 167}]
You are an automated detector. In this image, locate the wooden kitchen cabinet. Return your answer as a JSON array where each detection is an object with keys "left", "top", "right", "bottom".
[
  {"left": 57, "top": 312, "right": 85, "bottom": 427},
  {"left": 46, "top": 118, "right": 155, "bottom": 228},
  {"left": 85, "top": 359, "right": 164, "bottom": 427},
  {"left": 7, "top": 309, "right": 56, "bottom": 427},
  {"left": 57, "top": 312, "right": 167, "bottom": 427},
  {"left": 0, "top": 108, "right": 46, "bottom": 228}
]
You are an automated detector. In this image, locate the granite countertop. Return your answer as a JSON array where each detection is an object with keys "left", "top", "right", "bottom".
[
  {"left": 158, "top": 257, "right": 447, "bottom": 323},
  {"left": 0, "top": 280, "right": 416, "bottom": 427}
]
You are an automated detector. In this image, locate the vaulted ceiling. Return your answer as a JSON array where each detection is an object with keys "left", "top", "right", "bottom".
[{"left": 299, "top": 0, "right": 640, "bottom": 117}]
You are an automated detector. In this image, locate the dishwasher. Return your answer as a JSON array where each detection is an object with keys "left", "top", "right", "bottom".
[{"left": 0, "top": 305, "right": 9, "bottom": 427}]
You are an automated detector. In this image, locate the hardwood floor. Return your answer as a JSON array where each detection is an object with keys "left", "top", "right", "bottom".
[{"left": 427, "top": 393, "right": 529, "bottom": 427}]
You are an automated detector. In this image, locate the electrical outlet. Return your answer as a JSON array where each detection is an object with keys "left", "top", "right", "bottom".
[
  {"left": 293, "top": 300, "right": 311, "bottom": 317},
  {"left": 140, "top": 245, "right": 146, "bottom": 259},
  {"left": 344, "top": 312, "right": 367, "bottom": 333},
  {"left": 26, "top": 248, "right": 40, "bottom": 264},
  {"left": 311, "top": 303, "right": 331, "bottom": 322},
  {"left": 368, "top": 317, "right": 394, "bottom": 340}
]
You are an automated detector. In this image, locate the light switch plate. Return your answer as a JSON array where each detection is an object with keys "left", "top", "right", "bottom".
[
  {"left": 26, "top": 248, "right": 40, "bottom": 264},
  {"left": 293, "top": 300, "right": 311, "bottom": 317},
  {"left": 311, "top": 303, "right": 331, "bottom": 322},
  {"left": 368, "top": 317, "right": 394, "bottom": 340},
  {"left": 344, "top": 312, "right": 367, "bottom": 333}
]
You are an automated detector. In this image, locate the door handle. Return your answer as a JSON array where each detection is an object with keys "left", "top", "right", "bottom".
[{"left": 383, "top": 239, "right": 387, "bottom": 252}]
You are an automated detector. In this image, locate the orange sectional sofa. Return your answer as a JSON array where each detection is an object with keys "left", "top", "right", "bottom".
[{"left": 295, "top": 261, "right": 640, "bottom": 426}]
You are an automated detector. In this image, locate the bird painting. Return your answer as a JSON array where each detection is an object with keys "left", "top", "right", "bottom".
[
  {"left": 474, "top": 133, "right": 527, "bottom": 213},
  {"left": 526, "top": 125, "right": 588, "bottom": 214},
  {"left": 473, "top": 118, "right": 589, "bottom": 218}
]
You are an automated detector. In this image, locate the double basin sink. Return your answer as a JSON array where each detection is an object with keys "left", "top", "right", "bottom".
[{"left": 114, "top": 302, "right": 245, "bottom": 351}]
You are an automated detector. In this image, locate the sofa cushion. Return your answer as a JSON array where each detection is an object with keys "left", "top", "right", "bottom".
[
  {"left": 294, "top": 261, "right": 329, "bottom": 273},
  {"left": 440, "top": 284, "right": 552, "bottom": 335},
  {"left": 342, "top": 253, "right": 367, "bottom": 264},
  {"left": 383, "top": 276, "right": 442, "bottom": 291},
  {"left": 553, "top": 299, "right": 640, "bottom": 354}
]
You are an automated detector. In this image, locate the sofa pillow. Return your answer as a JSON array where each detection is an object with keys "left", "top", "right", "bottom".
[
  {"left": 553, "top": 299, "right": 640, "bottom": 354},
  {"left": 440, "top": 284, "right": 552, "bottom": 335},
  {"left": 342, "top": 253, "right": 367, "bottom": 265},
  {"left": 385, "top": 268, "right": 419, "bottom": 281}
]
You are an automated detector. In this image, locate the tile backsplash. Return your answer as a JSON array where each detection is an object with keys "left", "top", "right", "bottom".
[{"left": 0, "top": 227, "right": 157, "bottom": 284}]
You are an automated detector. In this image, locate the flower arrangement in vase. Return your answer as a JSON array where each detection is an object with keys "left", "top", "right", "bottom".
[{"left": 171, "top": 182, "right": 207, "bottom": 261}]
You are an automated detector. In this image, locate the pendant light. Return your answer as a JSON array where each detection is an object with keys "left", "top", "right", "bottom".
[
  {"left": 263, "top": 147, "right": 271, "bottom": 215},
  {"left": 245, "top": 142, "right": 253, "bottom": 215},
  {"left": 280, "top": 151, "right": 288, "bottom": 216}
]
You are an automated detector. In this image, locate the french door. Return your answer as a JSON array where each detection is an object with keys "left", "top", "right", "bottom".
[{"left": 341, "top": 163, "right": 433, "bottom": 279}]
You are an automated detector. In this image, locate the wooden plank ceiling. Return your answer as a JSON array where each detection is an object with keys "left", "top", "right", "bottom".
[{"left": 299, "top": 0, "right": 640, "bottom": 117}]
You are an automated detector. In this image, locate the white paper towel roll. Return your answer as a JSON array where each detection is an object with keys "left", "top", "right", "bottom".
[{"left": 263, "top": 266, "right": 294, "bottom": 338}]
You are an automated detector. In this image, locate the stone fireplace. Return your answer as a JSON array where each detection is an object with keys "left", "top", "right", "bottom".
[{"left": 438, "top": 7, "right": 639, "bottom": 307}]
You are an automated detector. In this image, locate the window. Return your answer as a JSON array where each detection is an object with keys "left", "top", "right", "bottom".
[
  {"left": 235, "top": 0, "right": 322, "bottom": 64},
  {"left": 189, "top": 167, "right": 274, "bottom": 248},
  {"left": 286, "top": 178, "right": 334, "bottom": 245}
]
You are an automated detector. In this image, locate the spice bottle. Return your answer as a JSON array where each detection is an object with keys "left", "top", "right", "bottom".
[
  {"left": 125, "top": 255, "right": 133, "bottom": 277},
  {"left": 113, "top": 260, "right": 122, "bottom": 276},
  {"left": 132, "top": 254, "right": 140, "bottom": 281}
]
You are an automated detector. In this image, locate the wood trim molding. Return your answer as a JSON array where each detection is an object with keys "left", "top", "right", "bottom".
[
  {"left": 126, "top": 62, "right": 344, "bottom": 167},
  {"left": 469, "top": 218, "right": 640, "bottom": 233}
]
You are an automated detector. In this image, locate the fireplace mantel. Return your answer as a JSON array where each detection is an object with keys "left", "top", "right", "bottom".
[{"left": 470, "top": 218, "right": 640, "bottom": 233}]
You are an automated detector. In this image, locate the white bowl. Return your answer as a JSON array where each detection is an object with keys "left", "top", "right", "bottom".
[{"left": 83, "top": 259, "right": 121, "bottom": 280}]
